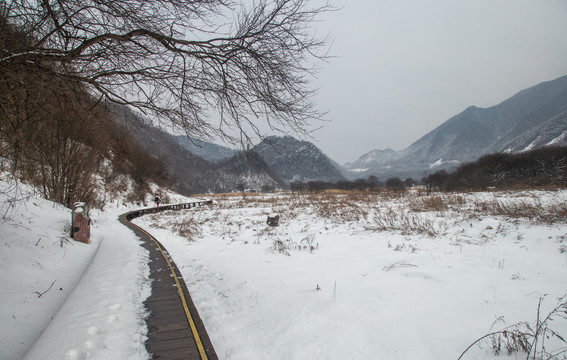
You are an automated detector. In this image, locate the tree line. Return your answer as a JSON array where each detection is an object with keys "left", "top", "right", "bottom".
[
  {"left": 422, "top": 146, "right": 567, "bottom": 192},
  {"left": 290, "top": 175, "right": 413, "bottom": 193},
  {"left": 290, "top": 146, "right": 567, "bottom": 195}
]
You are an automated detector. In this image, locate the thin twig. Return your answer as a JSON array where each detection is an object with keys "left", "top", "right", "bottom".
[{"left": 33, "top": 280, "right": 56, "bottom": 298}]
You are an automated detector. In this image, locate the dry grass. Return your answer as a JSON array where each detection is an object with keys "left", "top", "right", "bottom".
[
  {"left": 269, "top": 234, "right": 319, "bottom": 256},
  {"left": 308, "top": 193, "right": 371, "bottom": 223},
  {"left": 169, "top": 216, "right": 202, "bottom": 240},
  {"left": 458, "top": 295, "right": 567, "bottom": 359},
  {"left": 471, "top": 198, "right": 567, "bottom": 224},
  {"left": 366, "top": 207, "right": 446, "bottom": 237},
  {"left": 408, "top": 194, "right": 466, "bottom": 213},
  {"left": 145, "top": 190, "right": 567, "bottom": 244},
  {"left": 145, "top": 209, "right": 206, "bottom": 241}
]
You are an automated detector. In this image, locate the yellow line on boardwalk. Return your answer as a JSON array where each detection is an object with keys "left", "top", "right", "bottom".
[{"left": 124, "top": 214, "right": 209, "bottom": 360}]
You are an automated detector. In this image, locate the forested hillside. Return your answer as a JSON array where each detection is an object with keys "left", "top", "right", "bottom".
[
  {"left": 0, "top": 18, "right": 172, "bottom": 208},
  {"left": 423, "top": 145, "right": 567, "bottom": 191}
]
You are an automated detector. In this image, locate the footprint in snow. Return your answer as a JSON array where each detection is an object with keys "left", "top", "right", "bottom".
[{"left": 66, "top": 349, "right": 87, "bottom": 360}]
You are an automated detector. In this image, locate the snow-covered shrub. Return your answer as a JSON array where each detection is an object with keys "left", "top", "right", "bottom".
[{"left": 270, "top": 234, "right": 318, "bottom": 256}]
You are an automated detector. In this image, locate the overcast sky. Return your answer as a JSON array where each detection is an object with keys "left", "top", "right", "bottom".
[{"left": 311, "top": 0, "right": 567, "bottom": 164}]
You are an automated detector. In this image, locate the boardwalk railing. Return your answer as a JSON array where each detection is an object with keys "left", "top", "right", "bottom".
[{"left": 124, "top": 199, "right": 213, "bottom": 221}]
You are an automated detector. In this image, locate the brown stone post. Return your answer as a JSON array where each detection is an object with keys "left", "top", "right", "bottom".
[{"left": 71, "top": 202, "right": 91, "bottom": 244}]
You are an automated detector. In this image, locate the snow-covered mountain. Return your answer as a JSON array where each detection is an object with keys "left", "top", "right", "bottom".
[
  {"left": 251, "top": 136, "right": 346, "bottom": 183},
  {"left": 343, "top": 148, "right": 399, "bottom": 174},
  {"left": 116, "top": 115, "right": 285, "bottom": 193},
  {"left": 344, "top": 74, "right": 567, "bottom": 181}
]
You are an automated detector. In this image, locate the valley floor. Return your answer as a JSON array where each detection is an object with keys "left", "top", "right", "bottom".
[
  {"left": 1, "top": 180, "right": 566, "bottom": 359},
  {"left": 136, "top": 190, "right": 567, "bottom": 360}
]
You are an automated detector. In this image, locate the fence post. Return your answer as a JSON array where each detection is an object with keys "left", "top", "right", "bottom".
[{"left": 71, "top": 202, "right": 91, "bottom": 244}]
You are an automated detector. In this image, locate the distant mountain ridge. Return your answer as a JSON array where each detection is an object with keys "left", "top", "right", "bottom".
[
  {"left": 344, "top": 148, "right": 398, "bottom": 173},
  {"left": 121, "top": 75, "right": 567, "bottom": 189},
  {"left": 171, "top": 134, "right": 346, "bottom": 186},
  {"left": 112, "top": 112, "right": 285, "bottom": 193},
  {"left": 251, "top": 136, "right": 346, "bottom": 183},
  {"left": 344, "top": 74, "right": 567, "bottom": 180}
]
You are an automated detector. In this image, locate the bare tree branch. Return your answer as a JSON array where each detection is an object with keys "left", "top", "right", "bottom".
[{"left": 1, "top": 0, "right": 333, "bottom": 145}]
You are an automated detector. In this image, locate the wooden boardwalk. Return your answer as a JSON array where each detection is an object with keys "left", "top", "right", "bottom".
[{"left": 120, "top": 201, "right": 218, "bottom": 360}]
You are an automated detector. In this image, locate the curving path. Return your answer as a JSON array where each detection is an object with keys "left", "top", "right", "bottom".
[{"left": 120, "top": 201, "right": 218, "bottom": 360}]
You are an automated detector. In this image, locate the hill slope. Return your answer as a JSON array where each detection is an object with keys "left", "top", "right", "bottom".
[
  {"left": 113, "top": 110, "right": 285, "bottom": 193},
  {"left": 175, "top": 136, "right": 237, "bottom": 163},
  {"left": 251, "top": 136, "right": 346, "bottom": 183}
]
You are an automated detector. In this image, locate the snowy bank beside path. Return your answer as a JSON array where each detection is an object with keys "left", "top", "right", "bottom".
[
  {"left": 1, "top": 177, "right": 153, "bottom": 360},
  {"left": 23, "top": 208, "right": 151, "bottom": 360},
  {"left": 1, "top": 183, "right": 98, "bottom": 360}
]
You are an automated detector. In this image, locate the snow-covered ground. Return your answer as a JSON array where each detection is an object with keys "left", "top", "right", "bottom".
[
  {"left": 2, "top": 175, "right": 566, "bottom": 359},
  {"left": 0, "top": 175, "right": 188, "bottom": 360},
  {"left": 134, "top": 191, "right": 567, "bottom": 360}
]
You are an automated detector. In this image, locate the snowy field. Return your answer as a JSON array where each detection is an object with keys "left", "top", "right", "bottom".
[
  {"left": 2, "top": 175, "right": 566, "bottom": 359},
  {"left": 135, "top": 191, "right": 567, "bottom": 360}
]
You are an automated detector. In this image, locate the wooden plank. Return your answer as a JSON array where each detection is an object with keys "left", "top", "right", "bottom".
[
  {"left": 149, "top": 328, "right": 194, "bottom": 341},
  {"left": 147, "top": 322, "right": 191, "bottom": 333},
  {"left": 145, "top": 297, "right": 183, "bottom": 307},
  {"left": 146, "top": 313, "right": 188, "bottom": 326},
  {"left": 148, "top": 337, "right": 196, "bottom": 352},
  {"left": 148, "top": 308, "right": 188, "bottom": 319},
  {"left": 150, "top": 346, "right": 199, "bottom": 360}
]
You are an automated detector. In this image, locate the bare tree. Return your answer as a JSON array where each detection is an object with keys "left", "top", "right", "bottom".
[
  {"left": 1, "top": 0, "right": 332, "bottom": 146},
  {"left": 385, "top": 177, "right": 404, "bottom": 192}
]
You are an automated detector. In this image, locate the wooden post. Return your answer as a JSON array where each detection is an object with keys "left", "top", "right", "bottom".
[{"left": 71, "top": 202, "right": 91, "bottom": 244}]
